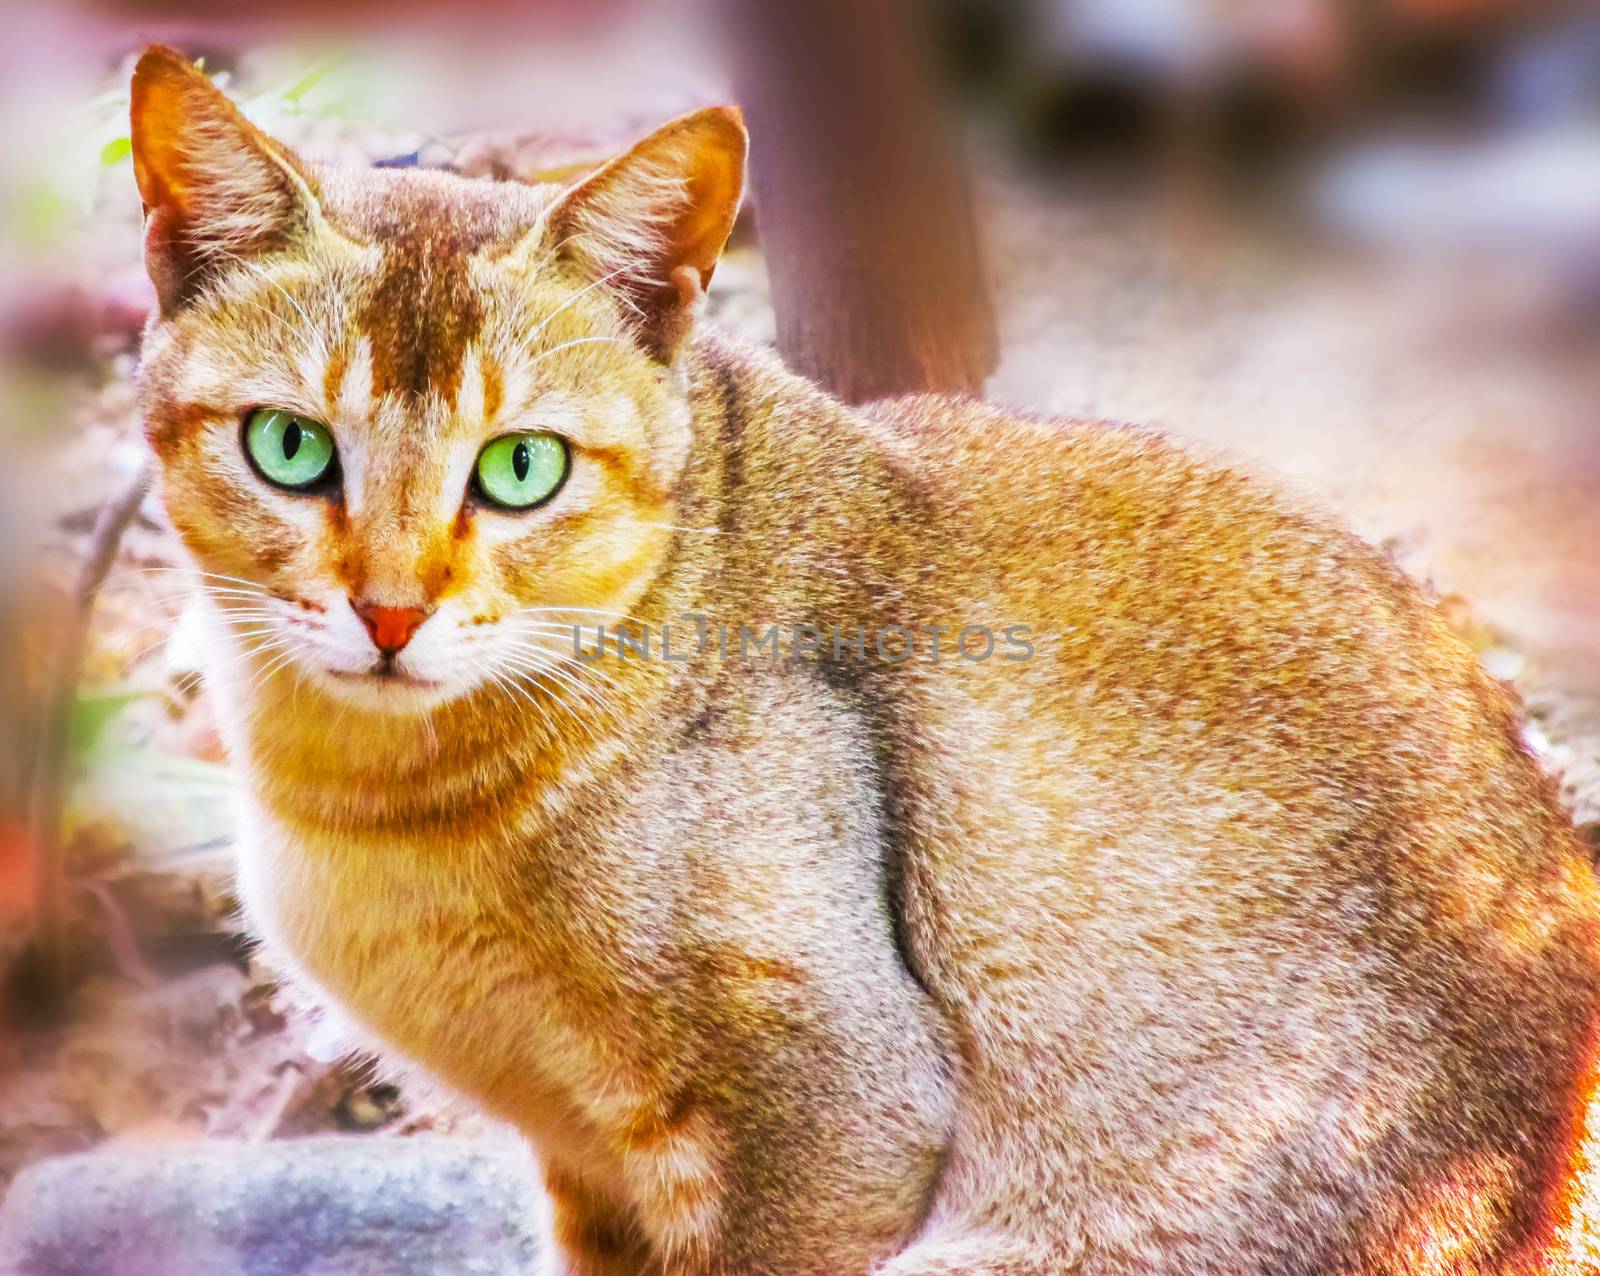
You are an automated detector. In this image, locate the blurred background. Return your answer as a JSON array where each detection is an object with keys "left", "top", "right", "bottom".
[{"left": 0, "top": 0, "right": 1597, "bottom": 1263}]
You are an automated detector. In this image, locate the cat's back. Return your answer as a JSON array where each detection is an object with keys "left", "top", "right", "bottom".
[
  {"left": 863, "top": 388, "right": 1596, "bottom": 993},
  {"left": 870, "top": 391, "right": 1544, "bottom": 794}
]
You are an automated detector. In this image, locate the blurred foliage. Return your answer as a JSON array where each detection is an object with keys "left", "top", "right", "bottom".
[
  {"left": 68, "top": 690, "right": 144, "bottom": 761},
  {"left": 12, "top": 54, "right": 385, "bottom": 251}
]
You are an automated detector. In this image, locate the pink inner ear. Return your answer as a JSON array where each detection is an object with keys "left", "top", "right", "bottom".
[
  {"left": 142, "top": 205, "right": 193, "bottom": 316},
  {"left": 143, "top": 207, "right": 184, "bottom": 315},
  {"left": 670, "top": 265, "right": 706, "bottom": 310}
]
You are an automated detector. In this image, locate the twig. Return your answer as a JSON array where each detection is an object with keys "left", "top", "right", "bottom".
[
  {"left": 28, "top": 460, "right": 153, "bottom": 1007},
  {"left": 249, "top": 1062, "right": 315, "bottom": 1144},
  {"left": 77, "top": 878, "right": 160, "bottom": 988}
]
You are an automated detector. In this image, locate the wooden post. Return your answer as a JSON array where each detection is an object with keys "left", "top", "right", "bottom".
[{"left": 715, "top": 0, "right": 998, "bottom": 404}]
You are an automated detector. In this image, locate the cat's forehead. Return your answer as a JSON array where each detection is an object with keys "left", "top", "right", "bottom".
[
  {"left": 312, "top": 164, "right": 558, "bottom": 250},
  {"left": 308, "top": 166, "right": 563, "bottom": 402}
]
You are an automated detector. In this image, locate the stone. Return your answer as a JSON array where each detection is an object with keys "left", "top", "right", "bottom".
[{"left": 0, "top": 1134, "right": 542, "bottom": 1276}]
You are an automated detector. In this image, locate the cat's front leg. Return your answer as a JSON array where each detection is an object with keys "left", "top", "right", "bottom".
[
  {"left": 876, "top": 1231, "right": 1074, "bottom": 1276},
  {"left": 536, "top": 1161, "right": 662, "bottom": 1276}
]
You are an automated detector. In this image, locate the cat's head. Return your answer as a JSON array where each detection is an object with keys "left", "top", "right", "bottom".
[{"left": 130, "top": 46, "right": 744, "bottom": 711}]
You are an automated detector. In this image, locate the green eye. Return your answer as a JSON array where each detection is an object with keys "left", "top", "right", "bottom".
[
  {"left": 244, "top": 408, "right": 336, "bottom": 490},
  {"left": 474, "top": 432, "right": 569, "bottom": 510}
]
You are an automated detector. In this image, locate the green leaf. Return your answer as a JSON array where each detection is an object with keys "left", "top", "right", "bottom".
[
  {"left": 99, "top": 136, "right": 131, "bottom": 167},
  {"left": 280, "top": 58, "right": 336, "bottom": 106},
  {"left": 69, "top": 691, "right": 145, "bottom": 757}
]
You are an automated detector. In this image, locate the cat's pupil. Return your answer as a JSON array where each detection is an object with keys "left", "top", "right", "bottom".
[
  {"left": 513, "top": 441, "right": 530, "bottom": 483},
  {"left": 282, "top": 421, "right": 303, "bottom": 461}
]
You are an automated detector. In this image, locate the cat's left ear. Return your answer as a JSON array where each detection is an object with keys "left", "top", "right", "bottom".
[
  {"left": 538, "top": 106, "right": 747, "bottom": 361},
  {"left": 130, "top": 45, "right": 322, "bottom": 315}
]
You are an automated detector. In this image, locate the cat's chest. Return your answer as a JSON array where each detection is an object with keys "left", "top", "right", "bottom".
[{"left": 234, "top": 800, "right": 649, "bottom": 1153}]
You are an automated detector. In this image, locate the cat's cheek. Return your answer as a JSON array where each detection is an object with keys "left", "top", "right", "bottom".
[{"left": 165, "top": 464, "right": 325, "bottom": 588}]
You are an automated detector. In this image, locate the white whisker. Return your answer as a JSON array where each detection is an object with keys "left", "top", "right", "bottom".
[
  {"left": 635, "top": 522, "right": 722, "bottom": 536},
  {"left": 528, "top": 335, "right": 630, "bottom": 367},
  {"left": 204, "top": 246, "right": 330, "bottom": 363},
  {"left": 511, "top": 635, "right": 626, "bottom": 693},
  {"left": 502, "top": 653, "right": 611, "bottom": 715},
  {"left": 526, "top": 264, "right": 634, "bottom": 345}
]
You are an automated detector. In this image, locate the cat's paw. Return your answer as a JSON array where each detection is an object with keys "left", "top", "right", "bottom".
[{"left": 877, "top": 1231, "right": 1066, "bottom": 1276}]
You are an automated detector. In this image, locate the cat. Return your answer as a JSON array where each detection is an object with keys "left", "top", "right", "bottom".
[{"left": 129, "top": 44, "right": 1600, "bottom": 1276}]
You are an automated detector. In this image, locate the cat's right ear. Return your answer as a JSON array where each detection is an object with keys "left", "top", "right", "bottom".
[
  {"left": 130, "top": 46, "right": 322, "bottom": 315},
  {"left": 526, "top": 106, "right": 747, "bottom": 362}
]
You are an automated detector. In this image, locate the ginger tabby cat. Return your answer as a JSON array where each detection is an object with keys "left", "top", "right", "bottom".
[{"left": 130, "top": 45, "right": 1600, "bottom": 1275}]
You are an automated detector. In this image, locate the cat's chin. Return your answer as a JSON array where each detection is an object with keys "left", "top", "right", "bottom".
[{"left": 318, "top": 667, "right": 460, "bottom": 713}]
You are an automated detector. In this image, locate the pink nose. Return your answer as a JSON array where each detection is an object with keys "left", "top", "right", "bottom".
[{"left": 353, "top": 602, "right": 430, "bottom": 656}]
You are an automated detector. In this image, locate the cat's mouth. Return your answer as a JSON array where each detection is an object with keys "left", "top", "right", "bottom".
[
  {"left": 328, "top": 667, "right": 443, "bottom": 691},
  {"left": 317, "top": 661, "right": 456, "bottom": 712}
]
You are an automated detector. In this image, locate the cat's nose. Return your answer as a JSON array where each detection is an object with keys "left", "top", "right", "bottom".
[{"left": 352, "top": 601, "right": 432, "bottom": 656}]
